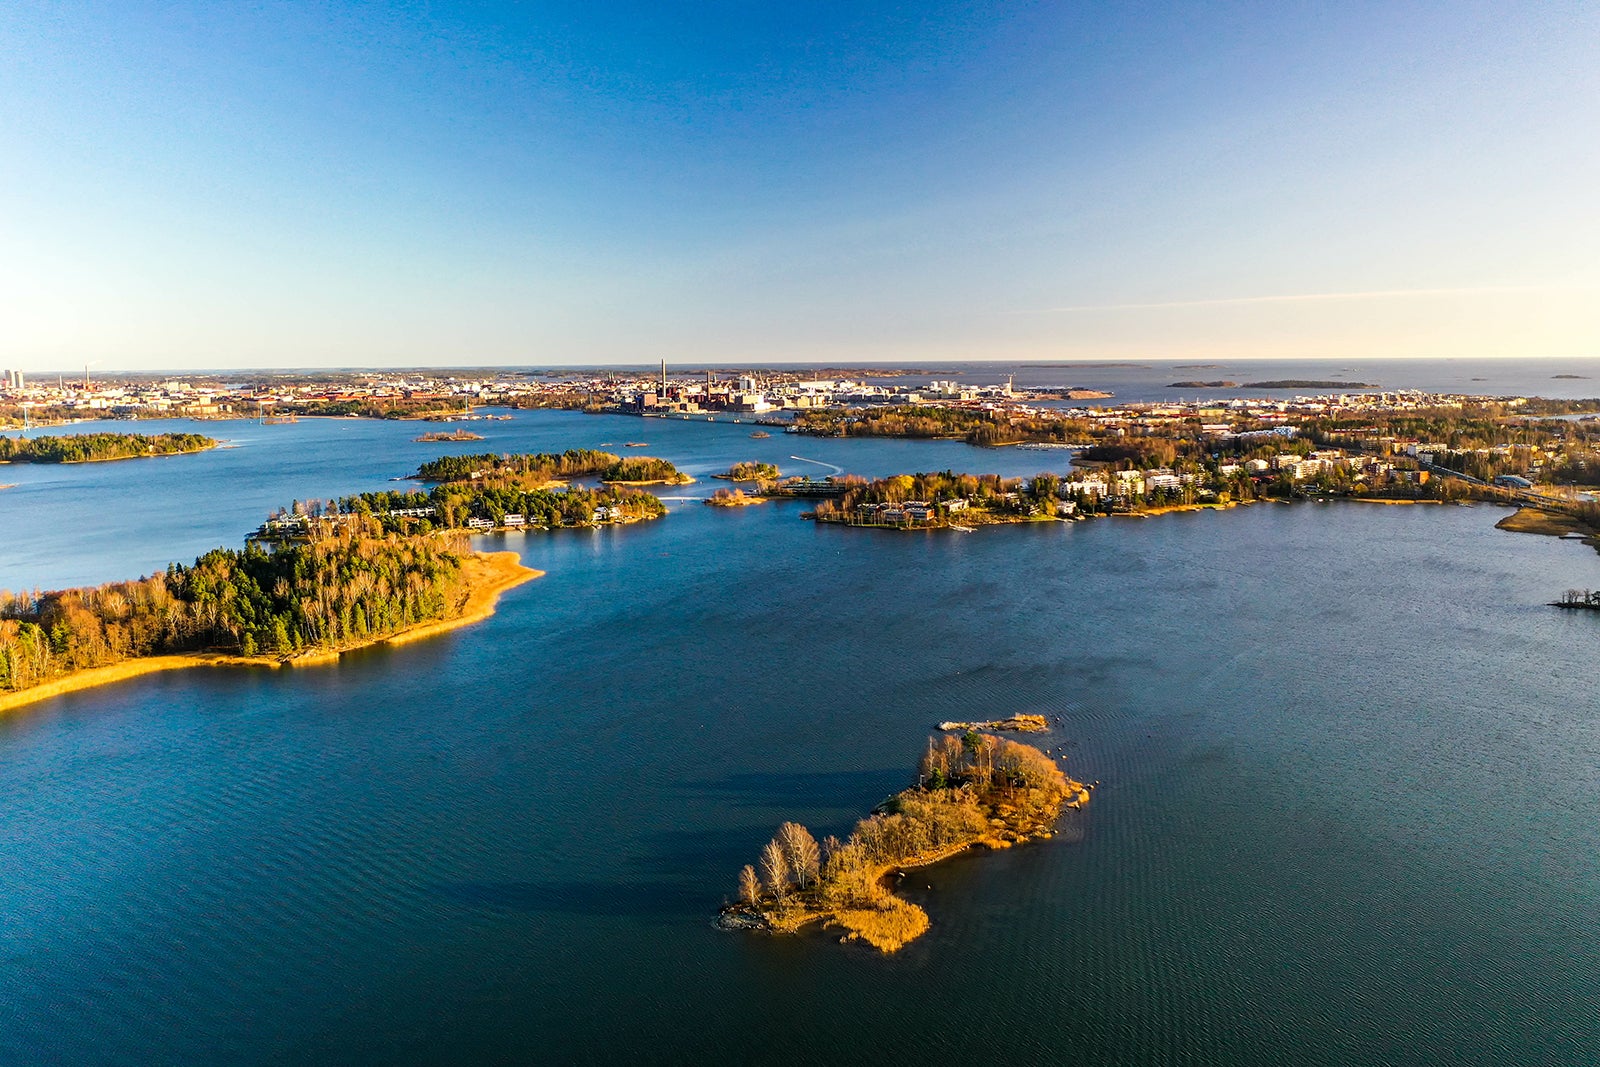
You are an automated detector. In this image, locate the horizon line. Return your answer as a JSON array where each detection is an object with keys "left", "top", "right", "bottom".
[{"left": 1028, "top": 284, "right": 1597, "bottom": 314}]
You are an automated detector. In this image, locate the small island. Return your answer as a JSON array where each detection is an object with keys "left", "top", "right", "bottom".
[
  {"left": 720, "top": 732, "right": 1089, "bottom": 953},
  {"left": 412, "top": 449, "right": 618, "bottom": 484},
  {"left": 413, "top": 430, "right": 485, "bottom": 442},
  {"left": 600, "top": 455, "right": 694, "bottom": 485},
  {"left": 409, "top": 447, "right": 690, "bottom": 491},
  {"left": 1552, "top": 589, "right": 1600, "bottom": 610},
  {"left": 714, "top": 461, "right": 780, "bottom": 483},
  {"left": 0, "top": 432, "right": 218, "bottom": 464},
  {"left": 938, "top": 714, "right": 1048, "bottom": 732},
  {"left": 1169, "top": 380, "right": 1238, "bottom": 388},
  {"left": 706, "top": 488, "right": 764, "bottom": 507}
]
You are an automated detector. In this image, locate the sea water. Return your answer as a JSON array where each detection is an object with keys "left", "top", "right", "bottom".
[{"left": 1, "top": 399, "right": 1598, "bottom": 1064}]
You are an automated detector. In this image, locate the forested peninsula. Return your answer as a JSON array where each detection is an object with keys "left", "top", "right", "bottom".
[
  {"left": 0, "top": 432, "right": 217, "bottom": 464},
  {"left": 0, "top": 520, "right": 538, "bottom": 712},
  {"left": 722, "top": 733, "right": 1089, "bottom": 953}
]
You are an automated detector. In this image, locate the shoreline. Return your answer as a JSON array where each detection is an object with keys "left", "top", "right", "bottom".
[
  {"left": 0, "top": 550, "right": 540, "bottom": 716},
  {"left": 0, "top": 444, "right": 218, "bottom": 467},
  {"left": 732, "top": 785, "right": 1088, "bottom": 952}
]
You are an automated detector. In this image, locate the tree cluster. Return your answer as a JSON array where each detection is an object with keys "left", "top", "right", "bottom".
[
  {"left": 0, "top": 522, "right": 472, "bottom": 692},
  {"left": 0, "top": 432, "right": 216, "bottom": 464},
  {"left": 600, "top": 456, "right": 690, "bottom": 484},
  {"left": 719, "top": 461, "right": 780, "bottom": 482},
  {"left": 734, "top": 733, "right": 1073, "bottom": 917},
  {"left": 412, "top": 449, "right": 619, "bottom": 484},
  {"left": 811, "top": 470, "right": 1059, "bottom": 523},
  {"left": 794, "top": 406, "right": 1096, "bottom": 447},
  {"left": 341, "top": 481, "right": 666, "bottom": 532},
  {"left": 285, "top": 397, "right": 469, "bottom": 419}
]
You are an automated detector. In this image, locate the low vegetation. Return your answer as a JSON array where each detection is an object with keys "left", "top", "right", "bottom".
[
  {"left": 724, "top": 732, "right": 1088, "bottom": 953},
  {"left": 0, "top": 432, "right": 216, "bottom": 464},
  {"left": 413, "top": 430, "right": 484, "bottom": 442},
  {"left": 706, "top": 488, "right": 762, "bottom": 507}
]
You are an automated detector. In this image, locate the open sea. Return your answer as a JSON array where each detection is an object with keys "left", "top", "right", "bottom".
[{"left": 2, "top": 359, "right": 1598, "bottom": 1064}]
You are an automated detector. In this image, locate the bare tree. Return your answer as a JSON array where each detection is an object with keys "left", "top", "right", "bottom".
[
  {"left": 760, "top": 840, "right": 789, "bottom": 898},
  {"left": 738, "top": 864, "right": 761, "bottom": 906},
  {"left": 778, "top": 822, "right": 821, "bottom": 888}
]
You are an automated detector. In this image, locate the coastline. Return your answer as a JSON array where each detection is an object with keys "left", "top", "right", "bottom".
[
  {"left": 0, "top": 444, "right": 218, "bottom": 467},
  {"left": 0, "top": 550, "right": 541, "bottom": 716}
]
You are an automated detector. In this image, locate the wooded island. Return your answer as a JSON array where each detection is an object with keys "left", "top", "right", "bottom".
[
  {"left": 0, "top": 432, "right": 217, "bottom": 464},
  {"left": 411, "top": 449, "right": 691, "bottom": 487},
  {"left": 722, "top": 732, "right": 1088, "bottom": 953}
]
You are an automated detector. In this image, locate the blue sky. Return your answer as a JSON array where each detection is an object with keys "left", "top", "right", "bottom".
[{"left": 2, "top": 1, "right": 1596, "bottom": 369}]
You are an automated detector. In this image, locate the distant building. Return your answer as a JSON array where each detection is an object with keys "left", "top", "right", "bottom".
[{"left": 1145, "top": 471, "right": 1182, "bottom": 492}]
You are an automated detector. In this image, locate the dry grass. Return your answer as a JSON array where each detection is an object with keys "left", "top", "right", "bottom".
[
  {"left": 830, "top": 898, "right": 931, "bottom": 953},
  {"left": 383, "top": 551, "right": 540, "bottom": 646},
  {"left": 1495, "top": 507, "right": 1592, "bottom": 537}
]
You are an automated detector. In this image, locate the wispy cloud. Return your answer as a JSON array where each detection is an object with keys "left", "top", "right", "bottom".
[{"left": 1028, "top": 284, "right": 1588, "bottom": 314}]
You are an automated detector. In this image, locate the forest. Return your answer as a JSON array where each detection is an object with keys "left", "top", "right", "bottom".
[
  {"left": 0, "top": 432, "right": 217, "bottom": 464},
  {"left": 793, "top": 406, "right": 1096, "bottom": 447},
  {"left": 811, "top": 471, "right": 1059, "bottom": 525},
  {"left": 411, "top": 449, "right": 689, "bottom": 487},
  {"left": 413, "top": 449, "right": 619, "bottom": 484},
  {"left": 334, "top": 481, "right": 666, "bottom": 533},
  {"left": 0, "top": 521, "right": 472, "bottom": 693},
  {"left": 727, "top": 732, "right": 1084, "bottom": 952}
]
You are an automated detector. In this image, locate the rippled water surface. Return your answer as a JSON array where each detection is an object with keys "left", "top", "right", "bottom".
[{"left": 2, "top": 411, "right": 1598, "bottom": 1064}]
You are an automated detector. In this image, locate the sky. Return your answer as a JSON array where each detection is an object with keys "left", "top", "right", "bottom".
[{"left": 1, "top": 1, "right": 1596, "bottom": 370}]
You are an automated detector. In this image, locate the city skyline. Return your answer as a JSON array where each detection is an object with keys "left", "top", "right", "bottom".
[{"left": 3, "top": 1, "right": 1597, "bottom": 370}]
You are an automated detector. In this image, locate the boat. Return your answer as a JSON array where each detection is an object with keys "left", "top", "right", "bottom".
[
  {"left": 750, "top": 431, "right": 770, "bottom": 438},
  {"left": 625, "top": 442, "right": 648, "bottom": 447},
  {"left": 950, "top": 524, "right": 975, "bottom": 533}
]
